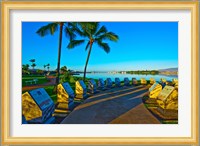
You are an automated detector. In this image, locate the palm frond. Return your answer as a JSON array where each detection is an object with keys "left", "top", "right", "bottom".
[
  {"left": 79, "top": 22, "right": 97, "bottom": 30},
  {"left": 29, "top": 59, "right": 35, "bottom": 62},
  {"left": 65, "top": 27, "right": 76, "bottom": 40},
  {"left": 96, "top": 40, "right": 110, "bottom": 53},
  {"left": 90, "top": 22, "right": 100, "bottom": 35},
  {"left": 94, "top": 25, "right": 107, "bottom": 37},
  {"left": 97, "top": 32, "right": 119, "bottom": 42},
  {"left": 78, "top": 22, "right": 94, "bottom": 38},
  {"left": 67, "top": 40, "right": 85, "bottom": 49},
  {"left": 67, "top": 22, "right": 83, "bottom": 36},
  {"left": 36, "top": 23, "right": 59, "bottom": 37}
]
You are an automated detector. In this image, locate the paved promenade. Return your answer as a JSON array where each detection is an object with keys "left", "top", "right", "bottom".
[{"left": 61, "top": 85, "right": 160, "bottom": 124}]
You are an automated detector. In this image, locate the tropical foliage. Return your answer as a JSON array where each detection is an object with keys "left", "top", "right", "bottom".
[
  {"left": 29, "top": 59, "right": 36, "bottom": 69},
  {"left": 46, "top": 63, "right": 50, "bottom": 71},
  {"left": 43, "top": 65, "right": 46, "bottom": 71},
  {"left": 31, "top": 63, "right": 36, "bottom": 69},
  {"left": 60, "top": 66, "right": 68, "bottom": 74},
  {"left": 60, "top": 66, "right": 72, "bottom": 83},
  {"left": 22, "top": 64, "right": 30, "bottom": 74},
  {"left": 29, "top": 59, "right": 35, "bottom": 64},
  {"left": 36, "top": 69, "right": 44, "bottom": 75}
]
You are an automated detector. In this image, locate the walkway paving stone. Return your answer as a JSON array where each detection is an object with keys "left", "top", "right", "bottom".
[{"left": 61, "top": 85, "right": 161, "bottom": 124}]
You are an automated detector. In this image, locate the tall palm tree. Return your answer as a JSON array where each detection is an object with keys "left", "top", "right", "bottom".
[
  {"left": 36, "top": 22, "right": 75, "bottom": 85},
  {"left": 67, "top": 22, "right": 119, "bottom": 81}
]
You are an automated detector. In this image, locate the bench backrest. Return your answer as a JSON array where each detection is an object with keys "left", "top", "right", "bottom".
[
  {"left": 124, "top": 77, "right": 130, "bottom": 85},
  {"left": 98, "top": 78, "right": 105, "bottom": 88},
  {"left": 115, "top": 78, "right": 120, "bottom": 86},
  {"left": 76, "top": 80, "right": 87, "bottom": 95},
  {"left": 88, "top": 79, "right": 97, "bottom": 93},
  {"left": 157, "top": 85, "right": 174, "bottom": 102},
  {"left": 106, "top": 78, "right": 112, "bottom": 87}
]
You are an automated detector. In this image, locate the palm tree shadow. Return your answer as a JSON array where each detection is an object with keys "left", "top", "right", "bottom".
[{"left": 85, "top": 85, "right": 144, "bottom": 103}]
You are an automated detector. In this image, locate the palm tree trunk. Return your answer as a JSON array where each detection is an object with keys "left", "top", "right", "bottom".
[
  {"left": 56, "top": 22, "right": 63, "bottom": 85},
  {"left": 83, "top": 44, "right": 93, "bottom": 81}
]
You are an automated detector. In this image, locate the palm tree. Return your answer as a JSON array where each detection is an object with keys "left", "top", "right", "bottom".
[
  {"left": 43, "top": 65, "right": 46, "bottom": 71},
  {"left": 67, "top": 22, "right": 119, "bottom": 81},
  {"left": 46, "top": 63, "right": 50, "bottom": 71},
  {"left": 36, "top": 22, "right": 75, "bottom": 85},
  {"left": 29, "top": 59, "right": 36, "bottom": 70},
  {"left": 29, "top": 59, "right": 35, "bottom": 64},
  {"left": 31, "top": 63, "right": 36, "bottom": 69}
]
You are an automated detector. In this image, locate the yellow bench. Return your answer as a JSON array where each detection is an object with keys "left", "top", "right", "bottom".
[{"left": 140, "top": 78, "right": 147, "bottom": 85}]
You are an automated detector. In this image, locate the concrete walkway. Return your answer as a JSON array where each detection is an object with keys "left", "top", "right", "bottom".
[{"left": 61, "top": 85, "right": 161, "bottom": 124}]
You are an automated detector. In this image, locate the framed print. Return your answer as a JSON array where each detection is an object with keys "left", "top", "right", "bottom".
[{"left": 1, "top": 1, "right": 199, "bottom": 145}]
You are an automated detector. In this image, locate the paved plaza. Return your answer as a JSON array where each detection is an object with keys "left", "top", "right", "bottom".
[{"left": 61, "top": 85, "right": 161, "bottom": 124}]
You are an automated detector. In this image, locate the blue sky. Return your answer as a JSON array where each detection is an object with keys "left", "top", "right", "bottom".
[{"left": 22, "top": 22, "right": 178, "bottom": 72}]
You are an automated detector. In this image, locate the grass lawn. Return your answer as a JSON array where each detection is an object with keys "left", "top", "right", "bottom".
[
  {"left": 22, "top": 76, "right": 49, "bottom": 87},
  {"left": 161, "top": 120, "right": 178, "bottom": 124},
  {"left": 22, "top": 74, "right": 46, "bottom": 78},
  {"left": 22, "top": 75, "right": 82, "bottom": 103},
  {"left": 44, "top": 86, "right": 57, "bottom": 102}
]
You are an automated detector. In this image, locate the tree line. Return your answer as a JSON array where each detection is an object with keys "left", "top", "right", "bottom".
[
  {"left": 126, "top": 70, "right": 159, "bottom": 75},
  {"left": 22, "top": 59, "right": 50, "bottom": 75}
]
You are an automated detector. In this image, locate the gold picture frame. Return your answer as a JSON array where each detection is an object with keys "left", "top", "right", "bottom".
[{"left": 1, "top": 1, "right": 199, "bottom": 145}]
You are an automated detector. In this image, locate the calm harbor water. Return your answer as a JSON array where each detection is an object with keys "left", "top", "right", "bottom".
[{"left": 74, "top": 73, "right": 178, "bottom": 82}]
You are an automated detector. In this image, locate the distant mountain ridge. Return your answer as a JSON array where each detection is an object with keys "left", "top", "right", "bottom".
[
  {"left": 158, "top": 67, "right": 178, "bottom": 76},
  {"left": 158, "top": 67, "right": 178, "bottom": 72}
]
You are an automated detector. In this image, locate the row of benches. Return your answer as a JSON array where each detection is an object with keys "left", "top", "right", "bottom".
[{"left": 92, "top": 77, "right": 152, "bottom": 91}]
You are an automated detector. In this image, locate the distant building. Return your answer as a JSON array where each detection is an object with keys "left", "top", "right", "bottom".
[{"left": 121, "top": 71, "right": 126, "bottom": 74}]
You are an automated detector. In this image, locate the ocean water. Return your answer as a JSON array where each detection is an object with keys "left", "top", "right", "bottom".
[{"left": 74, "top": 73, "right": 178, "bottom": 82}]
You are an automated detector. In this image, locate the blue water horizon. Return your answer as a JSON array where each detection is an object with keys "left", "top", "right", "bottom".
[{"left": 74, "top": 73, "right": 178, "bottom": 82}]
